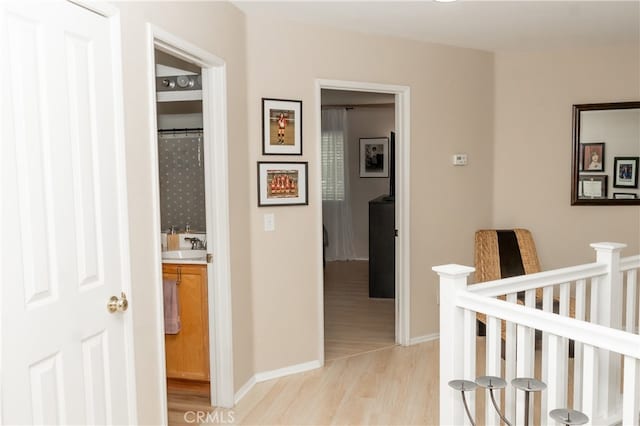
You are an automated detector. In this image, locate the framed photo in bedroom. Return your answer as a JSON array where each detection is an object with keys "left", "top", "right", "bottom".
[
  {"left": 257, "top": 161, "right": 308, "bottom": 206},
  {"left": 613, "top": 157, "right": 639, "bottom": 188},
  {"left": 262, "top": 98, "right": 302, "bottom": 155},
  {"left": 359, "top": 137, "right": 389, "bottom": 178},
  {"left": 578, "top": 175, "right": 607, "bottom": 199},
  {"left": 581, "top": 142, "right": 605, "bottom": 172}
]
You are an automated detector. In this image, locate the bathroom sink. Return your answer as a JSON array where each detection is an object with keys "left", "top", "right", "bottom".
[{"left": 162, "top": 250, "right": 207, "bottom": 260}]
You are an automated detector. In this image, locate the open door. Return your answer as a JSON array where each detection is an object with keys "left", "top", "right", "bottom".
[{"left": 1, "top": 2, "right": 136, "bottom": 423}]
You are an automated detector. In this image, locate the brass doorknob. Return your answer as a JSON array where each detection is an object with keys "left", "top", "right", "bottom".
[{"left": 107, "top": 292, "right": 129, "bottom": 313}]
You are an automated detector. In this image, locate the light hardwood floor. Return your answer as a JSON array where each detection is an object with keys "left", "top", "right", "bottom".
[
  {"left": 208, "top": 341, "right": 439, "bottom": 426},
  {"left": 323, "top": 260, "right": 395, "bottom": 361},
  {"left": 168, "top": 337, "right": 564, "bottom": 425}
]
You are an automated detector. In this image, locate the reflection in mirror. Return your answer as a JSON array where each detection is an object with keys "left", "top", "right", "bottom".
[{"left": 572, "top": 102, "right": 640, "bottom": 205}]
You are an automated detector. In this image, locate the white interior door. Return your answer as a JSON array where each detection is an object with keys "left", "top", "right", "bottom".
[{"left": 1, "top": 2, "right": 135, "bottom": 424}]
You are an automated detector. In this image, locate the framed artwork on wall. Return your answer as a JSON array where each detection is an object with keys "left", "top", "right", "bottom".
[
  {"left": 613, "top": 157, "right": 639, "bottom": 188},
  {"left": 581, "top": 142, "right": 605, "bottom": 172},
  {"left": 613, "top": 192, "right": 638, "bottom": 199},
  {"left": 257, "top": 161, "right": 308, "bottom": 206},
  {"left": 262, "top": 98, "right": 302, "bottom": 155},
  {"left": 359, "top": 137, "right": 389, "bottom": 178},
  {"left": 578, "top": 174, "right": 608, "bottom": 199}
]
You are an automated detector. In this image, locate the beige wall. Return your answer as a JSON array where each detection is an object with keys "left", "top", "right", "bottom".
[
  {"left": 113, "top": 2, "right": 253, "bottom": 423},
  {"left": 246, "top": 16, "right": 494, "bottom": 371},
  {"left": 493, "top": 46, "right": 640, "bottom": 270}
]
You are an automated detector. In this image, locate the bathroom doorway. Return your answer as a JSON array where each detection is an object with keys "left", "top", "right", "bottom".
[
  {"left": 154, "top": 50, "right": 211, "bottom": 407},
  {"left": 147, "top": 28, "right": 235, "bottom": 420}
]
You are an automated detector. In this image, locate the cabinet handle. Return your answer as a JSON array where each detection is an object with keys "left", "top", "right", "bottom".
[{"left": 177, "top": 266, "right": 182, "bottom": 284}]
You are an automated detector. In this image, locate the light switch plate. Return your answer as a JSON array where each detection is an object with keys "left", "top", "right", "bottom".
[
  {"left": 264, "top": 213, "right": 275, "bottom": 231},
  {"left": 452, "top": 153, "right": 468, "bottom": 166}
]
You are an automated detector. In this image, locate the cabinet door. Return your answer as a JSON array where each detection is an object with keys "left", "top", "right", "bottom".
[{"left": 163, "top": 264, "right": 210, "bottom": 381}]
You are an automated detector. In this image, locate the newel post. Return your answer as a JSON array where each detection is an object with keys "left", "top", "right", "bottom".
[
  {"left": 433, "top": 264, "right": 475, "bottom": 426},
  {"left": 591, "top": 242, "right": 626, "bottom": 421}
]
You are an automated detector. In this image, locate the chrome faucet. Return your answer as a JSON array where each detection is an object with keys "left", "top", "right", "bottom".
[{"left": 184, "top": 237, "right": 206, "bottom": 250}]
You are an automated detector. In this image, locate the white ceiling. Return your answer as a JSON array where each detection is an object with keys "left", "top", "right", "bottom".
[{"left": 234, "top": 1, "right": 640, "bottom": 52}]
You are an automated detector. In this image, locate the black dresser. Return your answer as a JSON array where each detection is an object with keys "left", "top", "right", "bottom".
[{"left": 368, "top": 195, "right": 395, "bottom": 298}]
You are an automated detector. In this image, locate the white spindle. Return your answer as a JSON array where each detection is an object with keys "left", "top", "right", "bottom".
[
  {"left": 486, "top": 315, "right": 501, "bottom": 426},
  {"left": 516, "top": 323, "right": 534, "bottom": 425},
  {"left": 590, "top": 276, "right": 599, "bottom": 324},
  {"left": 463, "top": 309, "right": 476, "bottom": 419},
  {"left": 574, "top": 279, "right": 586, "bottom": 410},
  {"left": 627, "top": 269, "right": 638, "bottom": 333},
  {"left": 433, "top": 264, "right": 476, "bottom": 426},
  {"left": 505, "top": 293, "right": 517, "bottom": 423},
  {"left": 541, "top": 286, "right": 554, "bottom": 426},
  {"left": 581, "top": 344, "right": 598, "bottom": 425},
  {"left": 622, "top": 355, "right": 640, "bottom": 426},
  {"left": 558, "top": 283, "right": 570, "bottom": 404},
  {"left": 525, "top": 289, "right": 536, "bottom": 425}
]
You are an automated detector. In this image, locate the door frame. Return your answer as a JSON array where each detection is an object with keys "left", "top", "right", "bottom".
[
  {"left": 145, "top": 24, "right": 235, "bottom": 414},
  {"left": 314, "top": 79, "right": 412, "bottom": 363}
]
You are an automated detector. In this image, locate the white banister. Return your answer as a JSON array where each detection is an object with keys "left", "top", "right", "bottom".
[
  {"left": 434, "top": 243, "right": 639, "bottom": 426},
  {"left": 620, "top": 254, "right": 640, "bottom": 271},
  {"left": 468, "top": 263, "right": 606, "bottom": 297},
  {"left": 622, "top": 355, "right": 640, "bottom": 426},
  {"left": 456, "top": 292, "right": 640, "bottom": 358},
  {"left": 433, "top": 264, "right": 475, "bottom": 426},
  {"left": 591, "top": 242, "right": 626, "bottom": 420}
]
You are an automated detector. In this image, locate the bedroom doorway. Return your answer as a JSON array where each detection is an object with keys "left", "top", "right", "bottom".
[{"left": 316, "top": 80, "right": 411, "bottom": 363}]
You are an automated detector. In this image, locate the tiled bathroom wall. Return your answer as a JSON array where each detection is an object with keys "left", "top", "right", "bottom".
[{"left": 158, "top": 134, "right": 207, "bottom": 232}]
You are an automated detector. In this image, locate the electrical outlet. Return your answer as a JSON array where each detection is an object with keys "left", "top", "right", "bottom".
[{"left": 264, "top": 213, "right": 275, "bottom": 232}]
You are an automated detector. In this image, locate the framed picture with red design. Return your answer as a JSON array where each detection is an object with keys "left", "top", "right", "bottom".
[{"left": 257, "top": 162, "right": 308, "bottom": 206}]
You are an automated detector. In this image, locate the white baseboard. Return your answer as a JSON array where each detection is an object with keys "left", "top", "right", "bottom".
[
  {"left": 233, "top": 360, "right": 322, "bottom": 405},
  {"left": 254, "top": 360, "right": 322, "bottom": 383},
  {"left": 409, "top": 333, "right": 439, "bottom": 345},
  {"left": 233, "top": 375, "right": 256, "bottom": 405}
]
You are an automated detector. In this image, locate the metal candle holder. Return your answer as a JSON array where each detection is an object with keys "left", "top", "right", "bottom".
[
  {"left": 476, "top": 376, "right": 511, "bottom": 426},
  {"left": 511, "top": 377, "right": 546, "bottom": 426},
  {"left": 549, "top": 408, "right": 589, "bottom": 425},
  {"left": 448, "top": 376, "right": 589, "bottom": 426},
  {"left": 447, "top": 379, "right": 477, "bottom": 426}
]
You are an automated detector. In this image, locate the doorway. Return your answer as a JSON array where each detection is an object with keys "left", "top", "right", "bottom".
[
  {"left": 146, "top": 26, "right": 235, "bottom": 421},
  {"left": 321, "top": 89, "right": 396, "bottom": 361},
  {"left": 315, "top": 80, "right": 411, "bottom": 364}
]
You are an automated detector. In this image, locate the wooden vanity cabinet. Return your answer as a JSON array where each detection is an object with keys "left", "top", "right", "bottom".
[{"left": 163, "top": 263, "right": 209, "bottom": 381}]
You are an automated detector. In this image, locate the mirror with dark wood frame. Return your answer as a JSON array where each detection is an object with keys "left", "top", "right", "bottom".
[{"left": 571, "top": 101, "right": 640, "bottom": 205}]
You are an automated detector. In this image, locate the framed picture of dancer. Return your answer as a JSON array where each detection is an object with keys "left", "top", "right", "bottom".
[
  {"left": 262, "top": 98, "right": 303, "bottom": 155},
  {"left": 257, "top": 162, "right": 308, "bottom": 206}
]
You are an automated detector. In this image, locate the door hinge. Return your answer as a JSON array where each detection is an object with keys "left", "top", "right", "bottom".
[{"left": 394, "top": 229, "right": 398, "bottom": 237}]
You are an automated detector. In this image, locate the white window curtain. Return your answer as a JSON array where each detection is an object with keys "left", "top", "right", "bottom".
[{"left": 321, "top": 108, "right": 356, "bottom": 261}]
